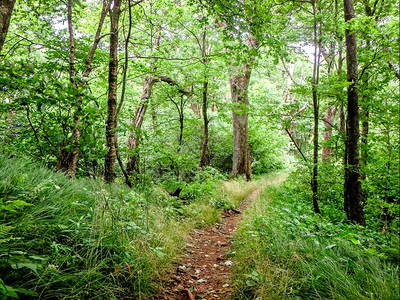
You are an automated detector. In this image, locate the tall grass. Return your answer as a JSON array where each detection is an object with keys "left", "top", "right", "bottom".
[
  {"left": 0, "top": 152, "right": 269, "bottom": 299},
  {"left": 231, "top": 179, "right": 399, "bottom": 300},
  {"left": 0, "top": 153, "right": 194, "bottom": 299}
]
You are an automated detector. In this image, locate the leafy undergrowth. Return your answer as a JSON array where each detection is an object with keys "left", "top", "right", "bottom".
[
  {"left": 0, "top": 153, "right": 260, "bottom": 299},
  {"left": 231, "top": 176, "right": 399, "bottom": 300}
]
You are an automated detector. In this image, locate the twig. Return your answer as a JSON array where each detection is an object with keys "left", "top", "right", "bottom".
[{"left": 285, "top": 128, "right": 308, "bottom": 163}]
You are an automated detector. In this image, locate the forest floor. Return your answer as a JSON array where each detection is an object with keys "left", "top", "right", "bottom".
[{"left": 157, "top": 175, "right": 286, "bottom": 300}]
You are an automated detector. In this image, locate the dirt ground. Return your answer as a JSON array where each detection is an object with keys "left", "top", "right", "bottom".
[{"left": 157, "top": 180, "right": 270, "bottom": 300}]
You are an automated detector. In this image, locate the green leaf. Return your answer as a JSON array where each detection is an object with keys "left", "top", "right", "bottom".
[
  {"left": 349, "top": 237, "right": 360, "bottom": 245},
  {"left": 0, "top": 279, "right": 19, "bottom": 299},
  {"left": 29, "top": 255, "right": 47, "bottom": 261},
  {"left": 10, "top": 262, "right": 38, "bottom": 274}
]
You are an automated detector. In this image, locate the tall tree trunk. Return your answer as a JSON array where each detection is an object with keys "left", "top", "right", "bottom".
[
  {"left": 58, "top": 0, "right": 109, "bottom": 177},
  {"left": 231, "top": 64, "right": 252, "bottom": 181},
  {"left": 311, "top": 0, "right": 321, "bottom": 214},
  {"left": 199, "top": 80, "right": 210, "bottom": 167},
  {"left": 177, "top": 95, "right": 184, "bottom": 153},
  {"left": 0, "top": 0, "right": 16, "bottom": 53},
  {"left": 104, "top": 0, "right": 122, "bottom": 183},
  {"left": 343, "top": 0, "right": 365, "bottom": 225},
  {"left": 199, "top": 29, "right": 210, "bottom": 168}
]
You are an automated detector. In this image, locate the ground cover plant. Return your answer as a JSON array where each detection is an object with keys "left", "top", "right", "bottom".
[
  {"left": 0, "top": 152, "right": 252, "bottom": 299},
  {"left": 231, "top": 174, "right": 399, "bottom": 300}
]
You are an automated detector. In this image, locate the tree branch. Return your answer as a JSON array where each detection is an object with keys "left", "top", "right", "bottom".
[
  {"left": 81, "top": 0, "right": 111, "bottom": 81},
  {"left": 280, "top": 57, "right": 297, "bottom": 85},
  {"left": 285, "top": 128, "right": 308, "bottom": 163}
]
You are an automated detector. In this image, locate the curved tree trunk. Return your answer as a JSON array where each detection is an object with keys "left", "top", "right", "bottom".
[
  {"left": 125, "top": 74, "right": 190, "bottom": 180},
  {"left": 0, "top": 0, "right": 16, "bottom": 53},
  {"left": 230, "top": 64, "right": 252, "bottom": 181},
  {"left": 126, "top": 76, "right": 156, "bottom": 177},
  {"left": 343, "top": 0, "right": 365, "bottom": 225}
]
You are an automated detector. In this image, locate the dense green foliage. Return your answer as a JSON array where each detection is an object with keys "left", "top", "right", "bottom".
[
  {"left": 232, "top": 175, "right": 399, "bottom": 299},
  {"left": 0, "top": 0, "right": 398, "bottom": 298}
]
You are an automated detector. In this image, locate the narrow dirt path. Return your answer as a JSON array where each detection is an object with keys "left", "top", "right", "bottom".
[{"left": 157, "top": 175, "right": 286, "bottom": 300}]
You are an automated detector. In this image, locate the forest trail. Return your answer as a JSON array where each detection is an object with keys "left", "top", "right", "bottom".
[{"left": 157, "top": 174, "right": 287, "bottom": 300}]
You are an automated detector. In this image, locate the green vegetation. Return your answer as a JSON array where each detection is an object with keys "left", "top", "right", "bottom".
[
  {"left": 0, "top": 152, "right": 261, "bottom": 299},
  {"left": 231, "top": 174, "right": 399, "bottom": 300},
  {"left": 0, "top": 0, "right": 398, "bottom": 298}
]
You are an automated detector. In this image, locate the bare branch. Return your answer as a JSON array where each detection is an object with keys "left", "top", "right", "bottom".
[
  {"left": 285, "top": 128, "right": 308, "bottom": 163},
  {"left": 280, "top": 57, "right": 297, "bottom": 85}
]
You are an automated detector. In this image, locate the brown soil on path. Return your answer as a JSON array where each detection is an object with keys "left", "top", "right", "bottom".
[{"left": 157, "top": 175, "right": 286, "bottom": 300}]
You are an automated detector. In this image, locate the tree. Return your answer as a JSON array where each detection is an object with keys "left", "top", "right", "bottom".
[
  {"left": 311, "top": 0, "right": 321, "bottom": 214},
  {"left": 230, "top": 62, "right": 253, "bottom": 180},
  {"left": 199, "top": 26, "right": 210, "bottom": 168},
  {"left": 0, "top": 0, "right": 16, "bottom": 53},
  {"left": 104, "top": 0, "right": 123, "bottom": 183},
  {"left": 343, "top": 0, "right": 365, "bottom": 225},
  {"left": 59, "top": 0, "right": 109, "bottom": 177}
]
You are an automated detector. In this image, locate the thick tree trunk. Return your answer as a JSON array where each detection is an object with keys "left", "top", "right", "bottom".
[
  {"left": 57, "top": 140, "right": 74, "bottom": 173},
  {"left": 343, "top": 0, "right": 365, "bottom": 225},
  {"left": 104, "top": 0, "right": 122, "bottom": 183},
  {"left": 0, "top": 0, "right": 16, "bottom": 53},
  {"left": 199, "top": 80, "right": 210, "bottom": 167},
  {"left": 231, "top": 64, "right": 252, "bottom": 181}
]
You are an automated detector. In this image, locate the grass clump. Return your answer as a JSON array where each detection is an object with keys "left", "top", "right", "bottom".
[
  {"left": 231, "top": 177, "right": 399, "bottom": 300},
  {"left": 0, "top": 153, "right": 192, "bottom": 299}
]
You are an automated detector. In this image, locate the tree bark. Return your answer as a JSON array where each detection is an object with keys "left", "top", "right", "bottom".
[
  {"left": 104, "top": 0, "right": 122, "bottom": 183},
  {"left": 311, "top": 0, "right": 321, "bottom": 214},
  {"left": 199, "top": 80, "right": 210, "bottom": 167},
  {"left": 0, "top": 0, "right": 16, "bottom": 53},
  {"left": 343, "top": 0, "right": 365, "bottom": 225},
  {"left": 231, "top": 64, "right": 252, "bottom": 181},
  {"left": 199, "top": 29, "right": 210, "bottom": 168}
]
